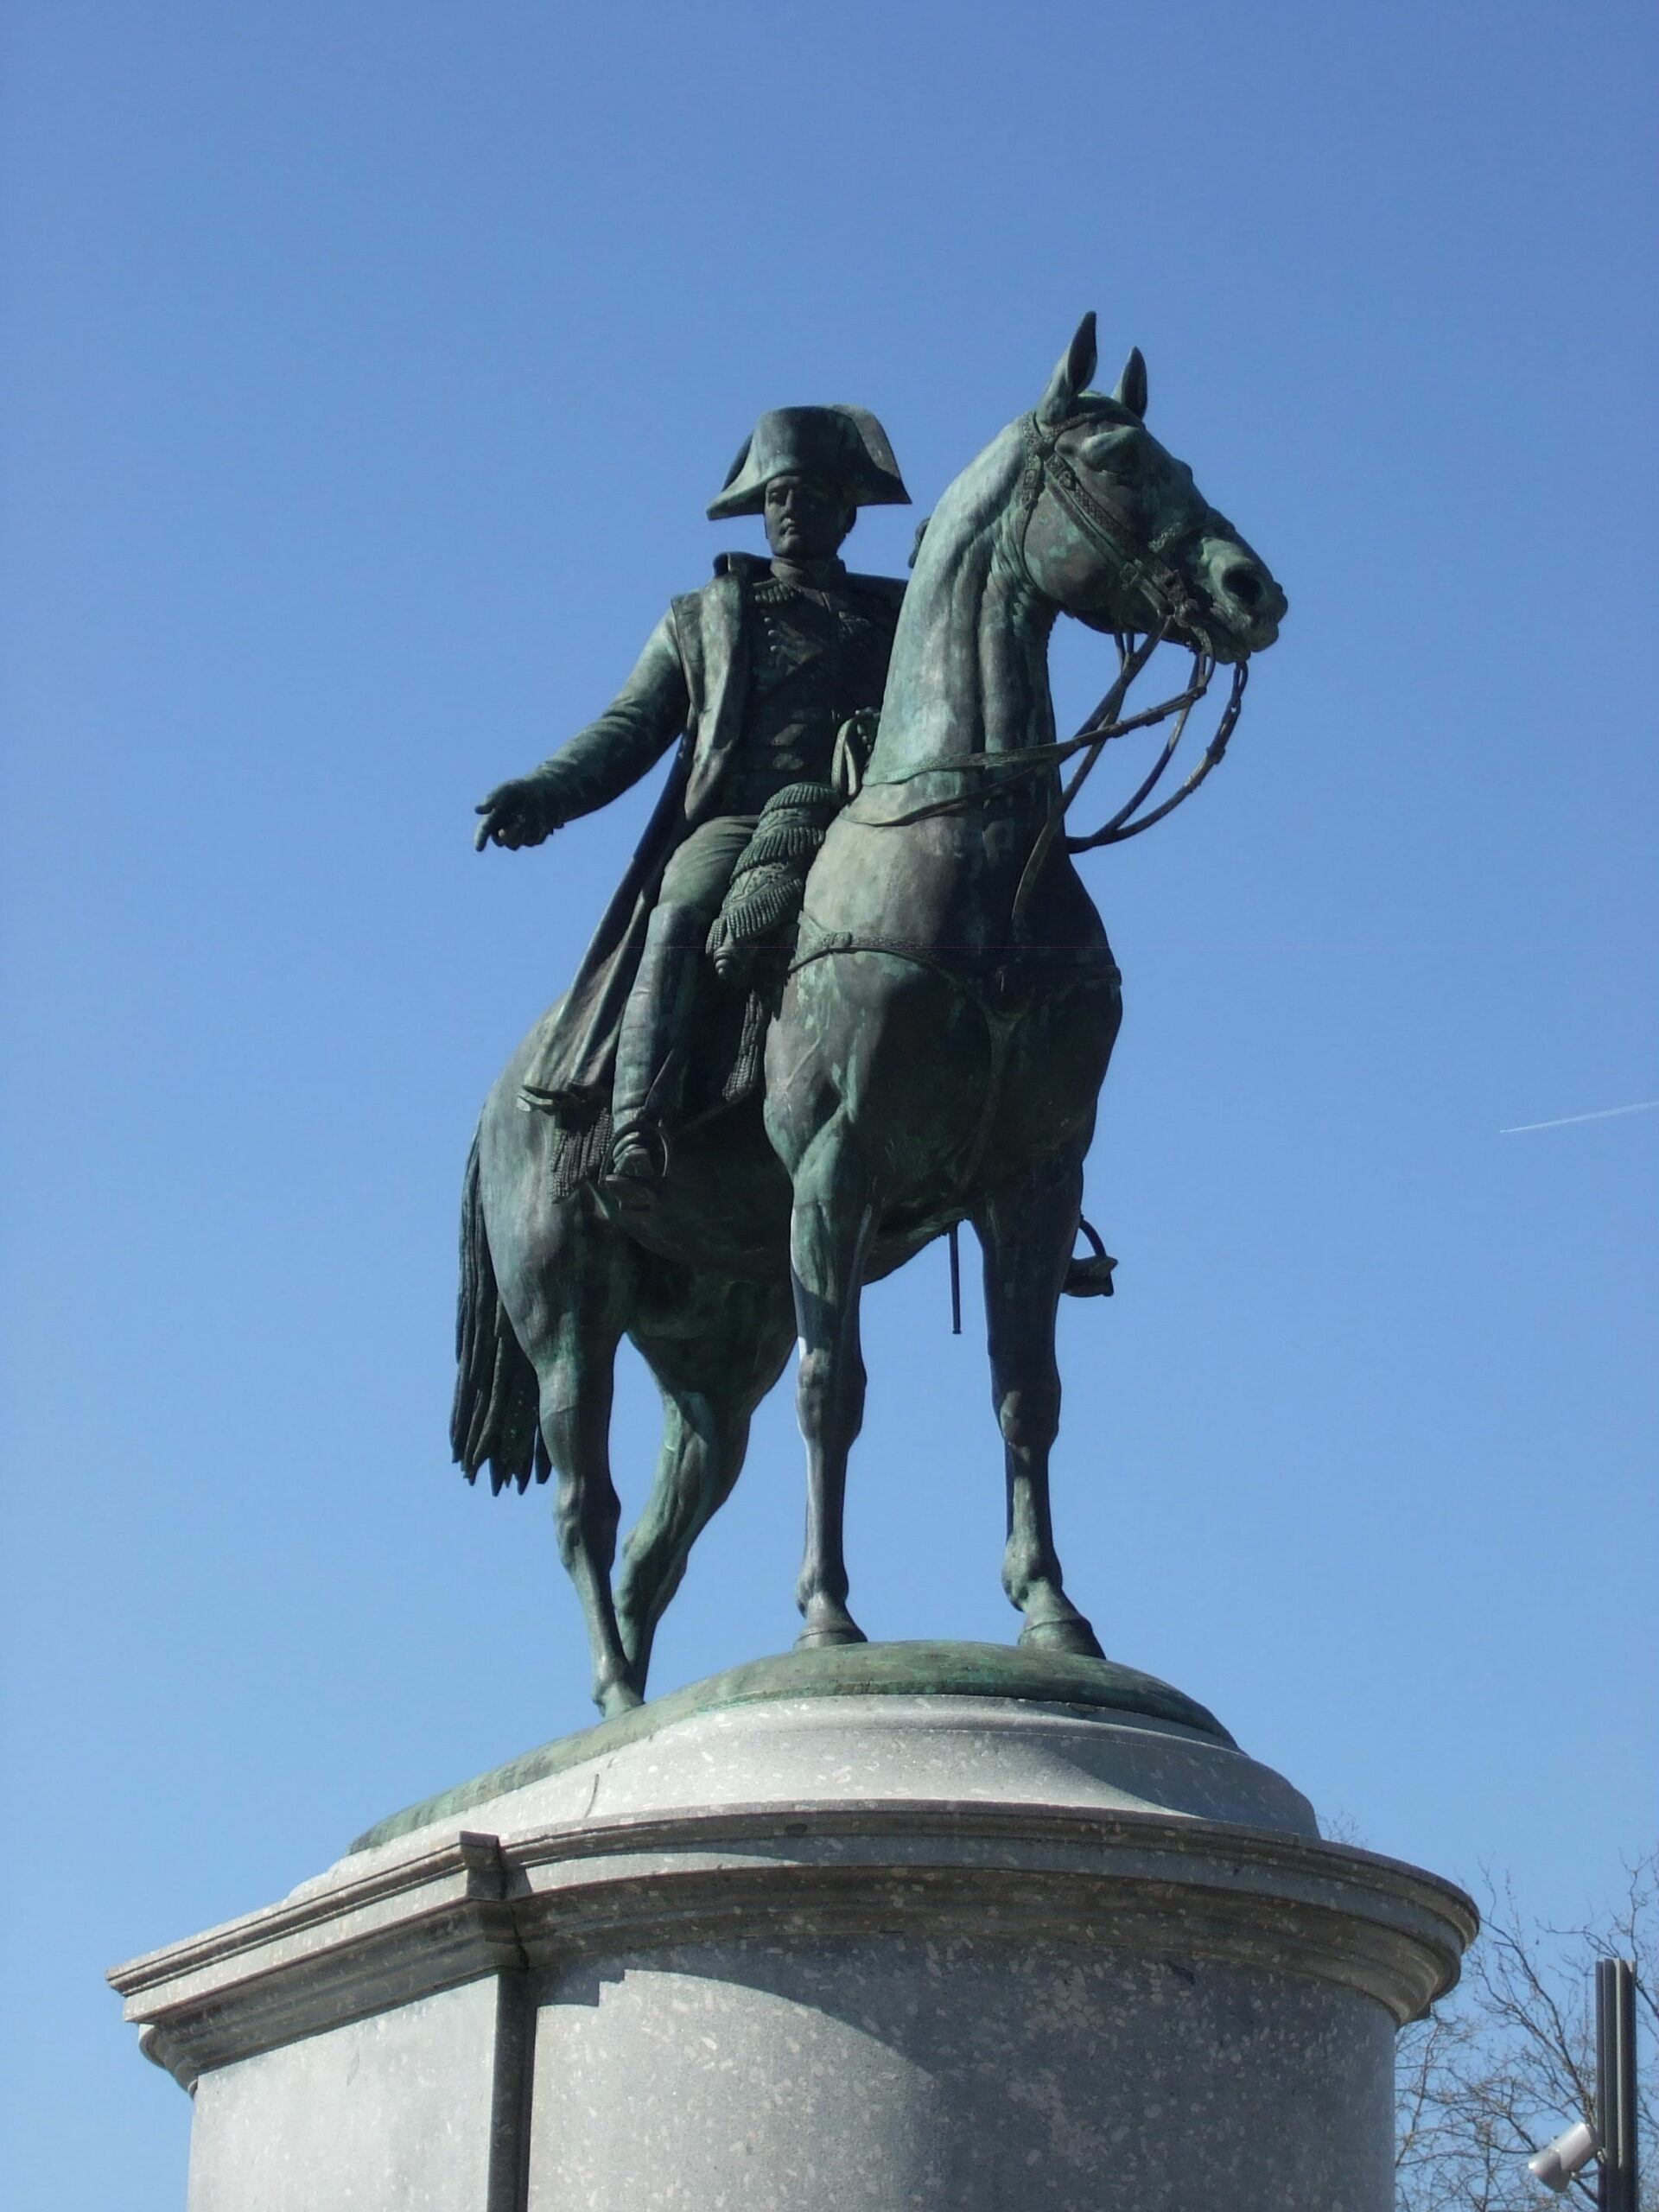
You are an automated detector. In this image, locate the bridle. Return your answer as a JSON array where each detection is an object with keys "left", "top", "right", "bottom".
[
  {"left": 1015, "top": 407, "right": 1213, "bottom": 648},
  {"left": 842, "top": 409, "right": 1252, "bottom": 870}
]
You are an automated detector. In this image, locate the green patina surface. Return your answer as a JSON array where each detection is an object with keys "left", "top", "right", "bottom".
[
  {"left": 350, "top": 1639, "right": 1233, "bottom": 1853},
  {"left": 461, "top": 326, "right": 1287, "bottom": 1723}
]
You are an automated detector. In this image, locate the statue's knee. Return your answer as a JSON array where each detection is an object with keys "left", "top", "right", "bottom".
[
  {"left": 552, "top": 1488, "right": 584, "bottom": 1567},
  {"left": 795, "top": 1347, "right": 829, "bottom": 1419},
  {"left": 797, "top": 1348, "right": 866, "bottom": 1450},
  {"left": 649, "top": 899, "right": 709, "bottom": 952},
  {"left": 796, "top": 1350, "right": 843, "bottom": 1440},
  {"left": 551, "top": 1466, "right": 619, "bottom": 1567},
  {"left": 997, "top": 1384, "right": 1059, "bottom": 1455}
]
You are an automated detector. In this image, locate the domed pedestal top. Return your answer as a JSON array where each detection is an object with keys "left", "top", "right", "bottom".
[{"left": 346, "top": 1638, "right": 1309, "bottom": 1862}]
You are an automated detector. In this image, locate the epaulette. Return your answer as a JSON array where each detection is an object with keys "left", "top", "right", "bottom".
[{"left": 711, "top": 552, "right": 772, "bottom": 581}]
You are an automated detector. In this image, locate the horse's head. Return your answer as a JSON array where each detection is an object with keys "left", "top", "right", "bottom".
[{"left": 1019, "top": 315, "right": 1286, "bottom": 662}]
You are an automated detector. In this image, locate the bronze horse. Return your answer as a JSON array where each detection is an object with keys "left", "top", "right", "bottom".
[{"left": 454, "top": 316, "right": 1285, "bottom": 1714}]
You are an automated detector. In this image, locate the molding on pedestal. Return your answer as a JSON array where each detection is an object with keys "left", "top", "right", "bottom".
[
  {"left": 111, "top": 1802, "right": 1477, "bottom": 2093},
  {"left": 111, "top": 1831, "right": 527, "bottom": 2089}
]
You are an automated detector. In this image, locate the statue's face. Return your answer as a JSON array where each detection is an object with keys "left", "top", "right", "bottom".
[{"left": 763, "top": 473, "right": 855, "bottom": 563}]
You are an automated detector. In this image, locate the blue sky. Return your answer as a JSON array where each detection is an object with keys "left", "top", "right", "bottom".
[{"left": 3, "top": 3, "right": 1655, "bottom": 2201}]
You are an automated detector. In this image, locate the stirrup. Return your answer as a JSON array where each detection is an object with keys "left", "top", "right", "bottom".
[
  {"left": 1061, "top": 1214, "right": 1116, "bottom": 1298},
  {"left": 601, "top": 1122, "right": 671, "bottom": 1207}
]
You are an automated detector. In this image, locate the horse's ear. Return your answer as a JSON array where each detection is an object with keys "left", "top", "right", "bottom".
[
  {"left": 1037, "top": 311, "right": 1098, "bottom": 425},
  {"left": 1112, "top": 347, "right": 1148, "bottom": 421}
]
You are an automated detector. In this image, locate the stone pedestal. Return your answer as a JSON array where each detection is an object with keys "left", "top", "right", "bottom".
[{"left": 111, "top": 1643, "right": 1475, "bottom": 2211}]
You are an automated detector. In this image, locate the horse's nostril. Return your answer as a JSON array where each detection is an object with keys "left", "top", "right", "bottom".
[{"left": 1221, "top": 563, "right": 1262, "bottom": 610}]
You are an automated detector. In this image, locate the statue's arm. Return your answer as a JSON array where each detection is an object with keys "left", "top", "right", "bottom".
[{"left": 474, "top": 617, "right": 690, "bottom": 850}]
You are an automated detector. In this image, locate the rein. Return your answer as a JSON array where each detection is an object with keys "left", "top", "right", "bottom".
[
  {"left": 844, "top": 410, "right": 1249, "bottom": 862},
  {"left": 845, "top": 646, "right": 1247, "bottom": 849}
]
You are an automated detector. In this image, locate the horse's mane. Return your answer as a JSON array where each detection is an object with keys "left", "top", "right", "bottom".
[
  {"left": 909, "top": 417, "right": 1027, "bottom": 592},
  {"left": 909, "top": 394, "right": 1136, "bottom": 593}
]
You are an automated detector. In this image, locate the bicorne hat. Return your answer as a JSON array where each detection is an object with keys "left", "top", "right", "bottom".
[{"left": 707, "top": 405, "right": 911, "bottom": 521}]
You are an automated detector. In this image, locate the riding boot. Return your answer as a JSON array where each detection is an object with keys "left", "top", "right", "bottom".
[{"left": 605, "top": 906, "right": 703, "bottom": 1208}]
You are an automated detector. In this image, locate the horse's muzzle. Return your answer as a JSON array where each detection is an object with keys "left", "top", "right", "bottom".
[{"left": 1198, "top": 543, "right": 1287, "bottom": 658}]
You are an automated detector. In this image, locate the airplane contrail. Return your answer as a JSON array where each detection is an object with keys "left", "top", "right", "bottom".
[{"left": 1500, "top": 1100, "right": 1659, "bottom": 1135}]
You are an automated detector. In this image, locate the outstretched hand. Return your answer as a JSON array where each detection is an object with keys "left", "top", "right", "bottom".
[{"left": 474, "top": 779, "right": 555, "bottom": 852}]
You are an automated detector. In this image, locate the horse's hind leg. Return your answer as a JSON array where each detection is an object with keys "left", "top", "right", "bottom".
[
  {"left": 611, "top": 1393, "right": 721, "bottom": 1693},
  {"left": 517, "top": 1274, "right": 639, "bottom": 1718},
  {"left": 975, "top": 1152, "right": 1104, "bottom": 1657},
  {"left": 613, "top": 1287, "right": 794, "bottom": 1689},
  {"left": 480, "top": 1065, "right": 640, "bottom": 1717}
]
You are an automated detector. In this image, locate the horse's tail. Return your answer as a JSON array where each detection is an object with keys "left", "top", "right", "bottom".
[{"left": 450, "top": 1128, "right": 549, "bottom": 1496}]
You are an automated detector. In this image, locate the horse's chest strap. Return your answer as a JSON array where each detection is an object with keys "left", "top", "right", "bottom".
[
  {"left": 788, "top": 917, "right": 1120, "bottom": 1014},
  {"left": 787, "top": 918, "right": 1118, "bottom": 1195}
]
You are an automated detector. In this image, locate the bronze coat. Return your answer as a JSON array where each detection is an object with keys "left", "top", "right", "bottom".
[{"left": 520, "top": 555, "right": 905, "bottom": 1110}]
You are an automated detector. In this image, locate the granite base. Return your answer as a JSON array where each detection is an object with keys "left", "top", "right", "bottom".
[{"left": 111, "top": 1647, "right": 1475, "bottom": 2210}]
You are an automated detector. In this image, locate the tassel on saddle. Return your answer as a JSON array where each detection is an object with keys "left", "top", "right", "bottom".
[
  {"left": 703, "top": 709, "right": 877, "bottom": 989},
  {"left": 704, "top": 779, "right": 842, "bottom": 989}
]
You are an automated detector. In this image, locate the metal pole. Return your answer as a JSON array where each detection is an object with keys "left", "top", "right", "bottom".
[{"left": 1597, "top": 1958, "right": 1638, "bottom": 2212}]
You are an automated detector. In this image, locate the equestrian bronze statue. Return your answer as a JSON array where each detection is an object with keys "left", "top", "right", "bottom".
[{"left": 459, "top": 315, "right": 1286, "bottom": 1715}]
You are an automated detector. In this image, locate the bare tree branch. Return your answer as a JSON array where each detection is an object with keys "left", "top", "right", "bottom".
[{"left": 1395, "top": 1853, "right": 1655, "bottom": 2212}]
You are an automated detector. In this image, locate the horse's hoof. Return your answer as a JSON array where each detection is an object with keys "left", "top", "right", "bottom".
[
  {"left": 596, "top": 1681, "right": 645, "bottom": 1719},
  {"left": 795, "top": 1620, "right": 868, "bottom": 1651},
  {"left": 1018, "top": 1615, "right": 1105, "bottom": 1660}
]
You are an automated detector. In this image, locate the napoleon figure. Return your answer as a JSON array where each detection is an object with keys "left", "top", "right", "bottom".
[{"left": 474, "top": 405, "right": 911, "bottom": 1206}]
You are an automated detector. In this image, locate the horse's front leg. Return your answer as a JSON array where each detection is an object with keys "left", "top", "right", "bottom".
[
  {"left": 975, "top": 1152, "right": 1104, "bottom": 1657},
  {"left": 788, "top": 1112, "right": 878, "bottom": 1649}
]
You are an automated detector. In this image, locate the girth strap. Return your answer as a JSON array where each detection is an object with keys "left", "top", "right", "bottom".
[{"left": 788, "top": 912, "right": 1120, "bottom": 1004}]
